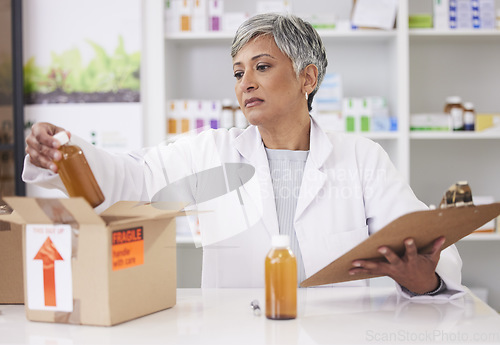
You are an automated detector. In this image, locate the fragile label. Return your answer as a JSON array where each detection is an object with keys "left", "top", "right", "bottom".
[
  {"left": 112, "top": 227, "right": 144, "bottom": 271},
  {"left": 26, "top": 224, "right": 73, "bottom": 312}
]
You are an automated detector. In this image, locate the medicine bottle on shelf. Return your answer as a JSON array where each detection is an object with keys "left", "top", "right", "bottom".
[
  {"left": 463, "top": 102, "right": 475, "bottom": 131},
  {"left": 444, "top": 96, "right": 464, "bottom": 131},
  {"left": 53, "top": 132, "right": 105, "bottom": 208},
  {"left": 220, "top": 99, "right": 235, "bottom": 129},
  {"left": 265, "top": 235, "right": 297, "bottom": 320}
]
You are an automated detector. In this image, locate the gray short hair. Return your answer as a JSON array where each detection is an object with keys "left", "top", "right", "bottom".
[{"left": 231, "top": 13, "right": 328, "bottom": 112}]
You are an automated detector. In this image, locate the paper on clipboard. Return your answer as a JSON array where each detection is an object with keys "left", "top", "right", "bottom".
[{"left": 300, "top": 202, "right": 500, "bottom": 287}]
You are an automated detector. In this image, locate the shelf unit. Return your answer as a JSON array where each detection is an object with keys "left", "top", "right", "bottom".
[
  {"left": 143, "top": 0, "right": 500, "bottom": 301},
  {"left": 166, "top": 29, "right": 398, "bottom": 41},
  {"left": 408, "top": 0, "right": 500, "bottom": 311},
  {"left": 146, "top": 1, "right": 500, "bottom": 192},
  {"left": 410, "top": 28, "right": 500, "bottom": 37},
  {"left": 160, "top": 2, "right": 410, "bottom": 180},
  {"left": 410, "top": 131, "right": 500, "bottom": 139}
]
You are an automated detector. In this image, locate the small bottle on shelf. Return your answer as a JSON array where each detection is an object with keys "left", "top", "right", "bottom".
[
  {"left": 53, "top": 132, "right": 105, "bottom": 208},
  {"left": 444, "top": 96, "right": 464, "bottom": 131},
  {"left": 220, "top": 99, "right": 235, "bottom": 129},
  {"left": 265, "top": 234, "right": 297, "bottom": 320},
  {"left": 463, "top": 102, "right": 476, "bottom": 131}
]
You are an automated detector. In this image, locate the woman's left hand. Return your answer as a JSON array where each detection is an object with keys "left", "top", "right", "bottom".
[{"left": 349, "top": 236, "right": 446, "bottom": 294}]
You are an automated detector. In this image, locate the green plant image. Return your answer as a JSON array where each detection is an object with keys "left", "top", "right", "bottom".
[{"left": 24, "top": 36, "right": 140, "bottom": 104}]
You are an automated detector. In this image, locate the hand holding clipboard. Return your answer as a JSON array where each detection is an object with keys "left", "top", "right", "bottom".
[{"left": 301, "top": 182, "right": 500, "bottom": 287}]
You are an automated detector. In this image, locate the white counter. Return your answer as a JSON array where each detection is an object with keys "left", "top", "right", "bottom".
[{"left": 1, "top": 287, "right": 499, "bottom": 345}]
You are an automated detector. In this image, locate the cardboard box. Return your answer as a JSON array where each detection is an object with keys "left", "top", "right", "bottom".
[
  {"left": 0, "top": 210, "right": 24, "bottom": 304},
  {"left": 0, "top": 197, "right": 183, "bottom": 326}
]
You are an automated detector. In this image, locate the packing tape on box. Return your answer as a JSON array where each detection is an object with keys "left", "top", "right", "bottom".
[
  {"left": 35, "top": 198, "right": 80, "bottom": 258},
  {"left": 54, "top": 299, "right": 82, "bottom": 324}
]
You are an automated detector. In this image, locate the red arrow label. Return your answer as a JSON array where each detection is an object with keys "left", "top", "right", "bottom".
[{"left": 33, "top": 237, "right": 63, "bottom": 307}]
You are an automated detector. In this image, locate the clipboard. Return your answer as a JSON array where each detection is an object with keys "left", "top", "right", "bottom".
[{"left": 300, "top": 202, "right": 500, "bottom": 287}]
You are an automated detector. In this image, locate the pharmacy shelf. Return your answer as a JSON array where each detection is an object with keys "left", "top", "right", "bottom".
[
  {"left": 166, "top": 130, "right": 401, "bottom": 142},
  {"left": 410, "top": 131, "right": 500, "bottom": 140},
  {"left": 460, "top": 233, "right": 500, "bottom": 241},
  {"left": 167, "top": 29, "right": 500, "bottom": 42},
  {"left": 166, "top": 29, "right": 397, "bottom": 44},
  {"left": 361, "top": 131, "right": 400, "bottom": 140},
  {"left": 410, "top": 29, "right": 500, "bottom": 36},
  {"left": 316, "top": 29, "right": 396, "bottom": 42},
  {"left": 409, "top": 29, "right": 500, "bottom": 44}
]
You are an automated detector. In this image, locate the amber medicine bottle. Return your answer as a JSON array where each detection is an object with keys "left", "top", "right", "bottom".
[
  {"left": 444, "top": 96, "right": 464, "bottom": 131},
  {"left": 53, "top": 132, "right": 105, "bottom": 208},
  {"left": 265, "top": 235, "right": 297, "bottom": 320}
]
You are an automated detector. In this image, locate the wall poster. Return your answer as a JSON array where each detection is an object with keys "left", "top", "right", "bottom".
[{"left": 23, "top": 0, "right": 142, "bottom": 197}]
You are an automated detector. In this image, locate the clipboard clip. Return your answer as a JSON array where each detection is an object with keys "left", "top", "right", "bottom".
[{"left": 439, "top": 181, "right": 474, "bottom": 209}]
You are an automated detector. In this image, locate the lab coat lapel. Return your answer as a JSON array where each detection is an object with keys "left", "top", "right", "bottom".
[
  {"left": 234, "top": 126, "right": 279, "bottom": 238},
  {"left": 295, "top": 119, "right": 333, "bottom": 222}
]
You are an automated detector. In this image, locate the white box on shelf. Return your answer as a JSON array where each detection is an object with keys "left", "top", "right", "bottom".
[
  {"left": 192, "top": 0, "right": 208, "bottom": 32},
  {"left": 300, "top": 13, "right": 337, "bottom": 30},
  {"left": 434, "top": 0, "right": 450, "bottom": 30},
  {"left": 454, "top": 0, "right": 473, "bottom": 29},
  {"left": 343, "top": 97, "right": 363, "bottom": 132},
  {"left": 256, "top": 1, "right": 292, "bottom": 14},
  {"left": 223, "top": 12, "right": 249, "bottom": 33},
  {"left": 410, "top": 113, "right": 452, "bottom": 131},
  {"left": 165, "top": 0, "right": 181, "bottom": 33},
  {"left": 478, "top": 0, "right": 496, "bottom": 29},
  {"left": 313, "top": 73, "right": 343, "bottom": 112},
  {"left": 351, "top": 0, "right": 398, "bottom": 30},
  {"left": 179, "top": 0, "right": 193, "bottom": 32},
  {"left": 208, "top": 0, "right": 223, "bottom": 31}
]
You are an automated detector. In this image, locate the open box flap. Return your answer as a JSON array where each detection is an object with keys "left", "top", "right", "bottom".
[
  {"left": 100, "top": 201, "right": 188, "bottom": 226},
  {"left": 3, "top": 197, "right": 104, "bottom": 225},
  {"left": 0, "top": 210, "right": 24, "bottom": 225}
]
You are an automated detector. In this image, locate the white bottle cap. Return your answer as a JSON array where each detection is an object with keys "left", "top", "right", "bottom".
[
  {"left": 53, "top": 131, "right": 69, "bottom": 146},
  {"left": 222, "top": 98, "right": 233, "bottom": 107},
  {"left": 272, "top": 235, "right": 290, "bottom": 248},
  {"left": 446, "top": 96, "right": 462, "bottom": 104},
  {"left": 463, "top": 102, "right": 474, "bottom": 110}
]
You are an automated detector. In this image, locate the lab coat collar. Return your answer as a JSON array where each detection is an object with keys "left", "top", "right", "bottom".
[
  {"left": 233, "top": 117, "right": 332, "bottom": 168},
  {"left": 234, "top": 125, "right": 279, "bottom": 238},
  {"left": 233, "top": 118, "right": 333, "bottom": 235},
  {"left": 294, "top": 117, "right": 333, "bottom": 221},
  {"left": 308, "top": 116, "right": 334, "bottom": 170}
]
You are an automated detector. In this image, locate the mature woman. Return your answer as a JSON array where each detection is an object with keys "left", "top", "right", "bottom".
[{"left": 24, "top": 14, "right": 463, "bottom": 298}]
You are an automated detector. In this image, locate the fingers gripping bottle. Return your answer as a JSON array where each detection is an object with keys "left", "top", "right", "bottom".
[
  {"left": 53, "top": 132, "right": 105, "bottom": 208},
  {"left": 265, "top": 235, "right": 297, "bottom": 320}
]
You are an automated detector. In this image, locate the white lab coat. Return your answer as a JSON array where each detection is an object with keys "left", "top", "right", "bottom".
[{"left": 23, "top": 118, "right": 464, "bottom": 299}]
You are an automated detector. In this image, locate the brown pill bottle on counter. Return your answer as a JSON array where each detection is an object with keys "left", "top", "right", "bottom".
[
  {"left": 53, "top": 131, "right": 105, "bottom": 208},
  {"left": 265, "top": 235, "right": 297, "bottom": 320}
]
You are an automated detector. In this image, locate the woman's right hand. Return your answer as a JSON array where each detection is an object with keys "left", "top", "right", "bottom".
[{"left": 25, "top": 122, "right": 71, "bottom": 173}]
